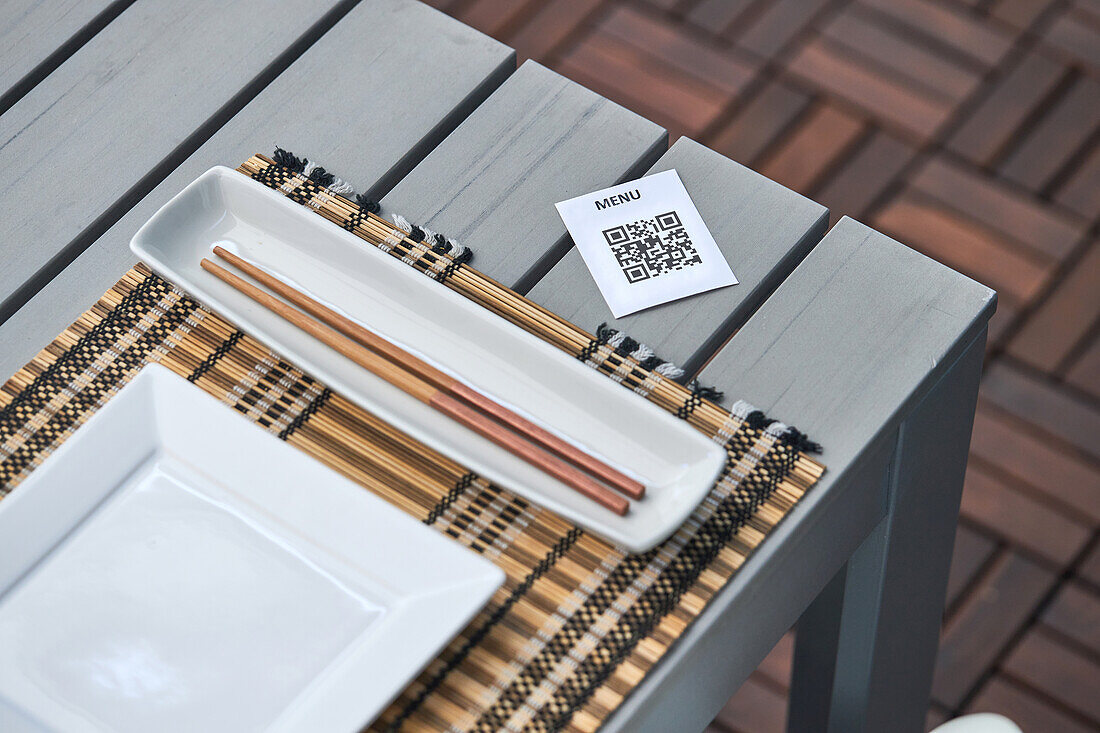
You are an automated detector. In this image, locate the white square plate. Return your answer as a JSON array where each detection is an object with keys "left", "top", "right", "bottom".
[
  {"left": 131, "top": 167, "right": 727, "bottom": 551},
  {"left": 0, "top": 365, "right": 503, "bottom": 733}
]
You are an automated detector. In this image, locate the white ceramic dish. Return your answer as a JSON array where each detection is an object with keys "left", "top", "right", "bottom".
[
  {"left": 131, "top": 167, "right": 727, "bottom": 552},
  {"left": 0, "top": 365, "right": 503, "bottom": 733}
]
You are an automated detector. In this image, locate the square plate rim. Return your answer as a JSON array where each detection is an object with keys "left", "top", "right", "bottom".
[{"left": 0, "top": 364, "right": 504, "bottom": 732}]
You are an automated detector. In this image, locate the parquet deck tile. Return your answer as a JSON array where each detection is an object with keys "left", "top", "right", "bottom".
[
  {"left": 1041, "top": 2, "right": 1100, "bottom": 75},
  {"left": 735, "top": 0, "right": 832, "bottom": 57},
  {"left": 814, "top": 129, "right": 915, "bottom": 219},
  {"left": 1079, "top": 543, "right": 1100, "bottom": 590},
  {"left": 990, "top": 0, "right": 1061, "bottom": 29},
  {"left": 998, "top": 73, "right": 1100, "bottom": 192},
  {"left": 910, "top": 158, "right": 1085, "bottom": 261},
  {"left": 949, "top": 49, "right": 1066, "bottom": 167},
  {"left": 507, "top": 0, "right": 603, "bottom": 61},
  {"left": 685, "top": 0, "right": 758, "bottom": 40},
  {"left": 714, "top": 675, "right": 788, "bottom": 733},
  {"left": 945, "top": 524, "right": 998, "bottom": 612},
  {"left": 787, "top": 38, "right": 954, "bottom": 140},
  {"left": 1057, "top": 144, "right": 1100, "bottom": 217},
  {"left": 709, "top": 80, "right": 812, "bottom": 165},
  {"left": 873, "top": 190, "right": 1053, "bottom": 304},
  {"left": 821, "top": 7, "right": 983, "bottom": 102},
  {"left": 968, "top": 676, "right": 1097, "bottom": 733},
  {"left": 755, "top": 631, "right": 794, "bottom": 690},
  {"left": 969, "top": 406, "right": 1100, "bottom": 523},
  {"left": 857, "top": 0, "right": 1015, "bottom": 67},
  {"left": 1067, "top": 338, "right": 1100, "bottom": 400},
  {"left": 1042, "top": 581, "right": 1100, "bottom": 653},
  {"left": 1008, "top": 241, "right": 1100, "bottom": 374},
  {"left": 932, "top": 549, "right": 1056, "bottom": 708},
  {"left": 960, "top": 464, "right": 1091, "bottom": 567},
  {"left": 1003, "top": 628, "right": 1100, "bottom": 725},
  {"left": 926, "top": 706, "right": 952, "bottom": 733},
  {"left": 556, "top": 35, "right": 725, "bottom": 137},
  {"left": 980, "top": 362, "right": 1100, "bottom": 461},
  {"left": 599, "top": 5, "right": 757, "bottom": 97},
  {"left": 755, "top": 100, "right": 865, "bottom": 194}
]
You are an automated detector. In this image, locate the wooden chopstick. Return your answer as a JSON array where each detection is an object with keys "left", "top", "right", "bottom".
[
  {"left": 200, "top": 257, "right": 630, "bottom": 516},
  {"left": 210, "top": 245, "right": 645, "bottom": 500}
]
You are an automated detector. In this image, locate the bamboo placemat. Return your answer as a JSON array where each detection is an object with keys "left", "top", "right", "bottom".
[{"left": 0, "top": 155, "right": 824, "bottom": 733}]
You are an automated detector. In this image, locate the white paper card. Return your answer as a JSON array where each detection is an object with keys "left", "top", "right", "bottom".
[{"left": 555, "top": 169, "right": 737, "bottom": 318}]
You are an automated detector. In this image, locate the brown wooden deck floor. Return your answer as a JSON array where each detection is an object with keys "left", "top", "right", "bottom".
[{"left": 425, "top": 0, "right": 1100, "bottom": 729}]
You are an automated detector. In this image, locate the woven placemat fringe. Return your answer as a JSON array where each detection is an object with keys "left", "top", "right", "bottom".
[{"left": 275, "top": 146, "right": 472, "bottom": 264}]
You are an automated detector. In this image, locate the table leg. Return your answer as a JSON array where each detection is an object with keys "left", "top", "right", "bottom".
[
  {"left": 788, "top": 330, "right": 987, "bottom": 733},
  {"left": 788, "top": 563, "right": 848, "bottom": 730}
]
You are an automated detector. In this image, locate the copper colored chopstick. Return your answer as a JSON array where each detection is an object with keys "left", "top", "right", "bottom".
[
  {"left": 200, "top": 258, "right": 629, "bottom": 516},
  {"left": 211, "top": 245, "right": 645, "bottom": 500}
]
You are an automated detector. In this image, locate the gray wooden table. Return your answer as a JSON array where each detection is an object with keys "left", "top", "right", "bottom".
[{"left": 0, "top": 1, "right": 995, "bottom": 731}]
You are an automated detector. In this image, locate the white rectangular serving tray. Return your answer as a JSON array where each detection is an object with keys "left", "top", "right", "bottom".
[
  {"left": 131, "top": 167, "right": 727, "bottom": 552},
  {"left": 0, "top": 366, "right": 503, "bottom": 733}
]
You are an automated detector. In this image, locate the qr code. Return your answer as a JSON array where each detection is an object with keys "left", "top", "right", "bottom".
[{"left": 602, "top": 211, "right": 702, "bottom": 284}]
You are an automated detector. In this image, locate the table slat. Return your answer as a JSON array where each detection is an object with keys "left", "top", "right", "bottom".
[
  {"left": 0, "top": 0, "right": 513, "bottom": 382},
  {"left": 601, "top": 216, "right": 995, "bottom": 732},
  {"left": 526, "top": 137, "right": 828, "bottom": 373},
  {"left": 0, "top": 0, "right": 350, "bottom": 324},
  {"left": 0, "top": 0, "right": 122, "bottom": 111},
  {"left": 379, "top": 59, "right": 668, "bottom": 291}
]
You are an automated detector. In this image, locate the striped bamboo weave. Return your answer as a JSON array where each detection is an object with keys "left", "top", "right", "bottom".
[{"left": 0, "top": 156, "right": 824, "bottom": 733}]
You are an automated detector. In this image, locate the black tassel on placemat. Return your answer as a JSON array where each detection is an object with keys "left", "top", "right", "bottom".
[
  {"left": 272, "top": 147, "right": 305, "bottom": 172},
  {"left": 582, "top": 322, "right": 820, "bottom": 452},
  {"left": 726, "top": 398, "right": 823, "bottom": 454},
  {"left": 271, "top": 146, "right": 471, "bottom": 263},
  {"left": 354, "top": 193, "right": 380, "bottom": 213},
  {"left": 590, "top": 322, "right": 689, "bottom": 382}
]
